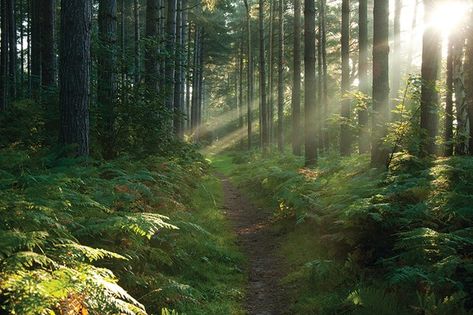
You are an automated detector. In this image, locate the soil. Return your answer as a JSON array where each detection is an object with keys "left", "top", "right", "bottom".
[{"left": 218, "top": 174, "right": 288, "bottom": 315}]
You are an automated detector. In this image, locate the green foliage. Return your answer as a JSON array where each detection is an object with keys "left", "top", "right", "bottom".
[
  {"left": 0, "top": 146, "right": 244, "bottom": 314},
  {"left": 221, "top": 151, "right": 473, "bottom": 314}
]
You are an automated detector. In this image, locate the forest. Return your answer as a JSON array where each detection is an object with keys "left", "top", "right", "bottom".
[{"left": 1, "top": 0, "right": 473, "bottom": 314}]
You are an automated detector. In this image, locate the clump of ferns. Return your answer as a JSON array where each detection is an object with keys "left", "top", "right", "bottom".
[{"left": 0, "top": 152, "right": 204, "bottom": 314}]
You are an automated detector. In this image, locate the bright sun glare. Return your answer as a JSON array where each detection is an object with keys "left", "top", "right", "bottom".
[{"left": 430, "top": 1, "right": 471, "bottom": 35}]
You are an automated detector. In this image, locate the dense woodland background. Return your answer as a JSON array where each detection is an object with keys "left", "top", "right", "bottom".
[{"left": 1, "top": 0, "right": 473, "bottom": 314}]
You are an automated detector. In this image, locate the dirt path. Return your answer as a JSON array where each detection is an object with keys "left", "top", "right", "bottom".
[{"left": 218, "top": 174, "right": 287, "bottom": 315}]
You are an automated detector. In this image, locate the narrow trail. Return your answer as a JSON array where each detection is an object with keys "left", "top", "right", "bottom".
[{"left": 218, "top": 174, "right": 288, "bottom": 315}]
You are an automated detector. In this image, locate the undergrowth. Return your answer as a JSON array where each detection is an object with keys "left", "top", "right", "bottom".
[
  {"left": 0, "top": 147, "right": 244, "bottom": 314},
  {"left": 214, "top": 151, "right": 473, "bottom": 315}
]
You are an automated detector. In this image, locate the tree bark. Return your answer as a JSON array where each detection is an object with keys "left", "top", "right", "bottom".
[
  {"left": 464, "top": 12, "right": 473, "bottom": 155},
  {"left": 158, "top": 0, "right": 166, "bottom": 91},
  {"left": 134, "top": 0, "right": 141, "bottom": 85},
  {"left": 452, "top": 32, "right": 467, "bottom": 155},
  {"left": 258, "top": 0, "right": 269, "bottom": 154},
  {"left": 144, "top": 0, "right": 159, "bottom": 94},
  {"left": 321, "top": 0, "right": 328, "bottom": 151},
  {"left": 120, "top": 0, "right": 125, "bottom": 87},
  {"left": 173, "top": 0, "right": 183, "bottom": 136},
  {"left": 186, "top": 23, "right": 192, "bottom": 130},
  {"left": 166, "top": 0, "right": 177, "bottom": 112},
  {"left": 179, "top": 0, "right": 188, "bottom": 136},
  {"left": 371, "top": 0, "right": 390, "bottom": 167},
  {"left": 340, "top": 0, "right": 351, "bottom": 156},
  {"left": 59, "top": 0, "right": 91, "bottom": 156},
  {"left": 244, "top": 0, "right": 253, "bottom": 150},
  {"left": 317, "top": 2, "right": 322, "bottom": 150},
  {"left": 31, "top": 0, "right": 41, "bottom": 97},
  {"left": 239, "top": 40, "right": 244, "bottom": 136},
  {"left": 40, "top": 0, "right": 56, "bottom": 88},
  {"left": 0, "top": 0, "right": 8, "bottom": 110},
  {"left": 27, "top": 0, "right": 31, "bottom": 94},
  {"left": 268, "top": 0, "right": 274, "bottom": 145},
  {"left": 197, "top": 34, "right": 204, "bottom": 127},
  {"left": 391, "top": 0, "right": 401, "bottom": 106},
  {"left": 7, "top": 0, "right": 16, "bottom": 99},
  {"left": 420, "top": 0, "right": 441, "bottom": 156},
  {"left": 292, "top": 0, "right": 301, "bottom": 155},
  {"left": 444, "top": 36, "right": 454, "bottom": 157},
  {"left": 358, "top": 0, "right": 369, "bottom": 153},
  {"left": 277, "top": 0, "right": 284, "bottom": 152},
  {"left": 304, "top": 0, "right": 317, "bottom": 165},
  {"left": 19, "top": 0, "right": 24, "bottom": 94},
  {"left": 98, "top": 0, "right": 118, "bottom": 159},
  {"left": 191, "top": 26, "right": 201, "bottom": 132}
]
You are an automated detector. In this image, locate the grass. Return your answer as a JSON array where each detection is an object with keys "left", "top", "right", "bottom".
[
  {"left": 206, "top": 153, "right": 237, "bottom": 176},
  {"left": 169, "top": 175, "right": 246, "bottom": 315}
]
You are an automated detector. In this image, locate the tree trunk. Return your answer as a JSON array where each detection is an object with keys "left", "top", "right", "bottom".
[
  {"left": 197, "top": 35, "right": 204, "bottom": 127},
  {"left": 239, "top": 40, "right": 244, "bottom": 135},
  {"left": 179, "top": 0, "right": 188, "bottom": 136},
  {"left": 191, "top": 26, "right": 201, "bottom": 132},
  {"left": 317, "top": 3, "right": 322, "bottom": 150},
  {"left": 40, "top": 0, "right": 56, "bottom": 88},
  {"left": 186, "top": 23, "right": 192, "bottom": 131},
  {"left": 452, "top": 32, "right": 467, "bottom": 155},
  {"left": 358, "top": 0, "right": 369, "bottom": 153},
  {"left": 120, "top": 0, "right": 125, "bottom": 87},
  {"left": 27, "top": 0, "right": 31, "bottom": 94},
  {"left": 59, "top": 0, "right": 91, "bottom": 156},
  {"left": 304, "top": 0, "right": 317, "bottom": 165},
  {"left": 158, "top": 0, "right": 166, "bottom": 91},
  {"left": 258, "top": 0, "right": 269, "bottom": 154},
  {"left": 268, "top": 0, "right": 274, "bottom": 145},
  {"left": 277, "top": 0, "right": 284, "bottom": 152},
  {"left": 166, "top": 0, "right": 177, "bottom": 112},
  {"left": 7, "top": 0, "right": 16, "bottom": 99},
  {"left": 420, "top": 0, "right": 441, "bottom": 156},
  {"left": 292, "top": 0, "right": 301, "bottom": 155},
  {"left": 144, "top": 0, "right": 158, "bottom": 94},
  {"left": 0, "top": 0, "right": 8, "bottom": 110},
  {"left": 98, "top": 0, "right": 118, "bottom": 159},
  {"left": 371, "top": 0, "right": 390, "bottom": 167},
  {"left": 444, "top": 36, "right": 454, "bottom": 157},
  {"left": 465, "top": 13, "right": 473, "bottom": 155},
  {"left": 31, "top": 0, "right": 41, "bottom": 97},
  {"left": 340, "top": 0, "right": 351, "bottom": 156},
  {"left": 134, "top": 0, "right": 141, "bottom": 85},
  {"left": 244, "top": 0, "right": 253, "bottom": 150},
  {"left": 19, "top": 0, "right": 24, "bottom": 94},
  {"left": 321, "top": 0, "right": 328, "bottom": 150},
  {"left": 391, "top": 0, "right": 401, "bottom": 106},
  {"left": 173, "top": 0, "right": 182, "bottom": 136}
]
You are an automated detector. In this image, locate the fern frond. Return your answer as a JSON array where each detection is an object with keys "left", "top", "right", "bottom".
[
  {"left": 55, "top": 243, "right": 127, "bottom": 262},
  {"left": 1, "top": 251, "right": 57, "bottom": 271},
  {"left": 0, "top": 230, "right": 49, "bottom": 258}
]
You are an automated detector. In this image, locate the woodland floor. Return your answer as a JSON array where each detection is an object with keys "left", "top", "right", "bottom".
[{"left": 218, "top": 173, "right": 289, "bottom": 315}]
